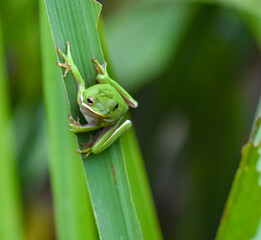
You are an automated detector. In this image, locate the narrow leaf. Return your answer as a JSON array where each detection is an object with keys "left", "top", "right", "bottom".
[
  {"left": 216, "top": 118, "right": 261, "bottom": 240},
  {"left": 43, "top": 0, "right": 152, "bottom": 239},
  {"left": 40, "top": 1, "right": 97, "bottom": 239},
  {"left": 121, "top": 126, "right": 163, "bottom": 240},
  {"left": 0, "top": 16, "right": 24, "bottom": 240}
]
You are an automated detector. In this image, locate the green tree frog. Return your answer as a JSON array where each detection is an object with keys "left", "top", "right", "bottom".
[{"left": 56, "top": 42, "right": 138, "bottom": 158}]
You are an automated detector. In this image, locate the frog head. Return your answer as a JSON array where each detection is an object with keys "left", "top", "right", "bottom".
[{"left": 80, "top": 84, "right": 128, "bottom": 121}]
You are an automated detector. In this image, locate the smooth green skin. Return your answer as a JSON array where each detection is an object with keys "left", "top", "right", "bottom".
[{"left": 57, "top": 42, "right": 138, "bottom": 157}]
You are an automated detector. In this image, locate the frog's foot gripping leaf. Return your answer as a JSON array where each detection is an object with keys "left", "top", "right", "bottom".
[
  {"left": 68, "top": 115, "right": 81, "bottom": 126},
  {"left": 56, "top": 41, "right": 73, "bottom": 78},
  {"left": 76, "top": 135, "right": 97, "bottom": 159},
  {"left": 92, "top": 57, "right": 107, "bottom": 75},
  {"left": 68, "top": 115, "right": 81, "bottom": 133}
]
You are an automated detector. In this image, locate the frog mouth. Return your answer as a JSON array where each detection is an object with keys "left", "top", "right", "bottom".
[{"left": 80, "top": 93, "right": 112, "bottom": 118}]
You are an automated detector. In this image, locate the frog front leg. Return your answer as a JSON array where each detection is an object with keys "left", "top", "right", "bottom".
[
  {"left": 56, "top": 41, "right": 86, "bottom": 105},
  {"left": 68, "top": 115, "right": 100, "bottom": 133}
]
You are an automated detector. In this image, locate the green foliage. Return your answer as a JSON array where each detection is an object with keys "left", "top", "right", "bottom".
[
  {"left": 0, "top": 16, "right": 24, "bottom": 240},
  {"left": 103, "top": 1, "right": 261, "bottom": 238},
  {"left": 217, "top": 119, "right": 261, "bottom": 239},
  {"left": 42, "top": 0, "right": 160, "bottom": 239},
  {"left": 40, "top": 2, "right": 97, "bottom": 239},
  {"left": 121, "top": 125, "right": 162, "bottom": 240},
  {"left": 1, "top": 0, "right": 261, "bottom": 239}
]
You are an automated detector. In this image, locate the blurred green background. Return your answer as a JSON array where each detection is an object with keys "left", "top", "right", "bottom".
[{"left": 0, "top": 0, "right": 260, "bottom": 239}]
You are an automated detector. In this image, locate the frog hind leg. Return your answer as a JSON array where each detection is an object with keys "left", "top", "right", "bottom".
[
  {"left": 92, "top": 119, "right": 132, "bottom": 154},
  {"left": 76, "top": 135, "right": 97, "bottom": 159},
  {"left": 92, "top": 57, "right": 138, "bottom": 108}
]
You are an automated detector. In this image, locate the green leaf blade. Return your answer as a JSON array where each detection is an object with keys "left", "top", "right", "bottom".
[
  {"left": 82, "top": 144, "right": 143, "bottom": 239},
  {"left": 216, "top": 119, "right": 261, "bottom": 240},
  {"left": 40, "top": 1, "right": 97, "bottom": 239},
  {"left": 0, "top": 16, "right": 24, "bottom": 240},
  {"left": 43, "top": 0, "right": 157, "bottom": 239},
  {"left": 121, "top": 128, "right": 163, "bottom": 240}
]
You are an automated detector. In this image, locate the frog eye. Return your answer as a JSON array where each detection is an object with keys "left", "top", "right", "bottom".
[
  {"left": 113, "top": 103, "right": 118, "bottom": 111},
  {"left": 87, "top": 97, "right": 94, "bottom": 106}
]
